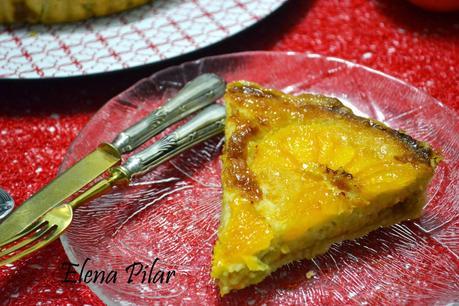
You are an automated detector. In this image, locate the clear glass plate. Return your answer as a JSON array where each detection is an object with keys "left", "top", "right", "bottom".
[{"left": 60, "top": 51, "right": 459, "bottom": 305}]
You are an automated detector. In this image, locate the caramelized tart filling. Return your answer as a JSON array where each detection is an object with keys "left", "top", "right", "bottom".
[{"left": 212, "top": 81, "right": 439, "bottom": 295}]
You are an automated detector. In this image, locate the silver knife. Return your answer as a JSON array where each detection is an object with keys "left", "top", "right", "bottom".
[{"left": 0, "top": 74, "right": 225, "bottom": 244}]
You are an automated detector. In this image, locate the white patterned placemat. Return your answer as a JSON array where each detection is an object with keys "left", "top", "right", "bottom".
[{"left": 0, "top": 0, "right": 286, "bottom": 79}]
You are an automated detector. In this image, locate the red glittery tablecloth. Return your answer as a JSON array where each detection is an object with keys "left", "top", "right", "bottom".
[{"left": 0, "top": 0, "right": 458, "bottom": 304}]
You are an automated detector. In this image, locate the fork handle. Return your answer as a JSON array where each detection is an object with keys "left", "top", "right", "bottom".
[
  {"left": 68, "top": 105, "right": 225, "bottom": 211},
  {"left": 111, "top": 73, "right": 225, "bottom": 154},
  {"left": 121, "top": 104, "right": 226, "bottom": 178}
]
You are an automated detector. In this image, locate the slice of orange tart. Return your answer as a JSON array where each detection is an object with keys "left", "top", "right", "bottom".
[{"left": 211, "top": 81, "right": 439, "bottom": 295}]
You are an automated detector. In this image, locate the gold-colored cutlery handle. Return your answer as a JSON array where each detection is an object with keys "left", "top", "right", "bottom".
[{"left": 111, "top": 74, "right": 226, "bottom": 154}]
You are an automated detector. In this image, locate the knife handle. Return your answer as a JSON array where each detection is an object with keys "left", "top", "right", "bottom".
[
  {"left": 111, "top": 73, "right": 226, "bottom": 154},
  {"left": 68, "top": 105, "right": 225, "bottom": 211},
  {"left": 121, "top": 104, "right": 225, "bottom": 178}
]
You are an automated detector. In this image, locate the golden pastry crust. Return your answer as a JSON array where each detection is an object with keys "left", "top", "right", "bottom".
[
  {"left": 211, "top": 81, "right": 440, "bottom": 295},
  {"left": 0, "top": 0, "right": 152, "bottom": 24}
]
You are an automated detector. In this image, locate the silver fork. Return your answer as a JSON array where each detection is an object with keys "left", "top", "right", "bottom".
[{"left": 0, "top": 104, "right": 226, "bottom": 266}]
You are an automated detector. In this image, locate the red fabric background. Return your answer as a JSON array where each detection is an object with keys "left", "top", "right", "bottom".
[{"left": 0, "top": 0, "right": 458, "bottom": 304}]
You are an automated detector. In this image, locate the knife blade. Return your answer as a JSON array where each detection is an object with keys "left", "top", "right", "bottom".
[{"left": 0, "top": 74, "right": 225, "bottom": 244}]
